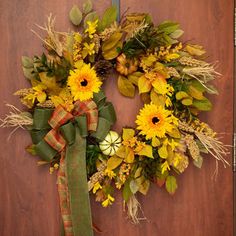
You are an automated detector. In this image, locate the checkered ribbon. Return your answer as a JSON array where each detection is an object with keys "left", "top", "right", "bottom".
[
  {"left": 73, "top": 100, "right": 98, "bottom": 132},
  {"left": 44, "top": 101, "right": 98, "bottom": 152}
]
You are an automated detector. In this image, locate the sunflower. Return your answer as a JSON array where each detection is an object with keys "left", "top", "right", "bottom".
[
  {"left": 135, "top": 103, "right": 177, "bottom": 140},
  {"left": 67, "top": 63, "right": 102, "bottom": 101}
]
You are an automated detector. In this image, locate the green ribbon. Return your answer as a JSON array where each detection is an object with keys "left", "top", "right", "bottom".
[
  {"left": 66, "top": 126, "right": 93, "bottom": 236},
  {"left": 30, "top": 93, "right": 117, "bottom": 236}
]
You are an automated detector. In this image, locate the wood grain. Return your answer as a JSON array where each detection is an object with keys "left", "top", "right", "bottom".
[{"left": 0, "top": 0, "right": 233, "bottom": 236}]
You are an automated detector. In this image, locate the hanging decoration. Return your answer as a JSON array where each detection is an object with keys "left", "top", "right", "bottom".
[{"left": 0, "top": 1, "right": 229, "bottom": 235}]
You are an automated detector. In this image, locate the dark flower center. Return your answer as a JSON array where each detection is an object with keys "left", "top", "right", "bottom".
[
  {"left": 80, "top": 79, "right": 88, "bottom": 87},
  {"left": 152, "top": 116, "right": 160, "bottom": 124},
  {"left": 125, "top": 62, "right": 130, "bottom": 68}
]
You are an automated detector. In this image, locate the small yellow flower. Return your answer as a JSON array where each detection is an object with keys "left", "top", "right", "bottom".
[
  {"left": 67, "top": 62, "right": 102, "bottom": 101},
  {"left": 73, "top": 32, "right": 83, "bottom": 62},
  {"left": 50, "top": 88, "right": 74, "bottom": 112},
  {"left": 102, "top": 194, "right": 115, "bottom": 207},
  {"left": 92, "top": 182, "right": 102, "bottom": 194},
  {"left": 85, "top": 20, "right": 98, "bottom": 38},
  {"left": 49, "top": 167, "right": 54, "bottom": 174},
  {"left": 116, "top": 128, "right": 153, "bottom": 163},
  {"left": 54, "top": 163, "right": 59, "bottom": 169},
  {"left": 82, "top": 42, "right": 95, "bottom": 58},
  {"left": 104, "top": 168, "right": 116, "bottom": 179},
  {"left": 165, "top": 53, "right": 180, "bottom": 62},
  {"left": 161, "top": 161, "right": 170, "bottom": 174},
  {"left": 24, "top": 84, "right": 47, "bottom": 104}
]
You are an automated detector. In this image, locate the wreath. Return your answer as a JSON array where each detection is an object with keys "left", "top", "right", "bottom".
[{"left": 1, "top": 2, "right": 229, "bottom": 235}]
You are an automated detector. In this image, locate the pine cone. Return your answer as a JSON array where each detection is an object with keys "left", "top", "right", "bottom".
[{"left": 94, "top": 60, "right": 113, "bottom": 78}]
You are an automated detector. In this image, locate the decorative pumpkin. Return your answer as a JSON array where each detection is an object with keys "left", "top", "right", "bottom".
[
  {"left": 99, "top": 131, "right": 122, "bottom": 156},
  {"left": 116, "top": 53, "right": 138, "bottom": 76}
]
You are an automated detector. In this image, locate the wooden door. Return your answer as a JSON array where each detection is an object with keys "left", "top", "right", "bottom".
[{"left": 0, "top": 0, "right": 233, "bottom": 235}]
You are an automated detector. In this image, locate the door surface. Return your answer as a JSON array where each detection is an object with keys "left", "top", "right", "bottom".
[{"left": 0, "top": 0, "right": 234, "bottom": 236}]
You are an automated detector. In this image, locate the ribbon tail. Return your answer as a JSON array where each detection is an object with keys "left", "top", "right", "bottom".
[
  {"left": 57, "top": 152, "right": 74, "bottom": 236},
  {"left": 65, "top": 127, "right": 93, "bottom": 236}
]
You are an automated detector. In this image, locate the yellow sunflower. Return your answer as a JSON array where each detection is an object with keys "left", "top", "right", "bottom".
[
  {"left": 67, "top": 63, "right": 102, "bottom": 101},
  {"left": 135, "top": 103, "right": 177, "bottom": 140}
]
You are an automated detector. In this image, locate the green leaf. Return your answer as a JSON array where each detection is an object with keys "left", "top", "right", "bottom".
[
  {"left": 99, "top": 6, "right": 118, "bottom": 31},
  {"left": 158, "top": 21, "right": 179, "bottom": 34},
  {"left": 129, "top": 179, "right": 139, "bottom": 194},
  {"left": 165, "top": 175, "right": 178, "bottom": 195},
  {"left": 193, "top": 155, "right": 203, "bottom": 169},
  {"left": 181, "top": 98, "right": 193, "bottom": 106},
  {"left": 22, "top": 56, "right": 33, "bottom": 68},
  {"left": 69, "top": 5, "right": 82, "bottom": 26},
  {"left": 123, "top": 180, "right": 133, "bottom": 202},
  {"left": 192, "top": 98, "right": 212, "bottom": 111},
  {"left": 175, "top": 91, "right": 189, "bottom": 100},
  {"left": 118, "top": 76, "right": 135, "bottom": 97},
  {"left": 83, "top": 11, "right": 99, "bottom": 28},
  {"left": 83, "top": 0, "right": 93, "bottom": 14},
  {"left": 22, "top": 67, "right": 35, "bottom": 80},
  {"left": 189, "top": 79, "right": 206, "bottom": 92},
  {"left": 170, "top": 29, "right": 184, "bottom": 39}
]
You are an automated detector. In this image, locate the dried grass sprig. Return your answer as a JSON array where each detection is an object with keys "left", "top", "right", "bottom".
[
  {"left": 31, "top": 14, "right": 67, "bottom": 56},
  {"left": 182, "top": 63, "right": 221, "bottom": 94},
  {"left": 0, "top": 104, "right": 33, "bottom": 140},
  {"left": 178, "top": 121, "right": 230, "bottom": 178},
  {"left": 124, "top": 195, "right": 146, "bottom": 224}
]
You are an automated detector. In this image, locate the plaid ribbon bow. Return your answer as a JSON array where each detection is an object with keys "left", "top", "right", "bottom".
[{"left": 44, "top": 100, "right": 98, "bottom": 153}]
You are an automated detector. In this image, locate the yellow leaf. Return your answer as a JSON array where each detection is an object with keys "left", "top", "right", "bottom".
[
  {"left": 158, "top": 145, "right": 168, "bottom": 159},
  {"left": 152, "top": 137, "right": 160, "bottom": 147},
  {"left": 167, "top": 128, "right": 181, "bottom": 139},
  {"left": 137, "top": 145, "right": 153, "bottom": 158},
  {"left": 175, "top": 91, "right": 189, "bottom": 100},
  {"left": 125, "top": 149, "right": 135, "bottom": 163},
  {"left": 150, "top": 90, "right": 165, "bottom": 107},
  {"left": 138, "top": 75, "right": 151, "bottom": 93},
  {"left": 39, "top": 72, "right": 61, "bottom": 95},
  {"left": 185, "top": 44, "right": 206, "bottom": 56},
  {"left": 165, "top": 53, "right": 180, "bottom": 62},
  {"left": 181, "top": 98, "right": 193, "bottom": 106},
  {"left": 118, "top": 75, "right": 135, "bottom": 97},
  {"left": 122, "top": 128, "right": 135, "bottom": 141},
  {"left": 102, "top": 32, "right": 123, "bottom": 52},
  {"left": 128, "top": 72, "right": 143, "bottom": 86},
  {"left": 30, "top": 78, "right": 40, "bottom": 87},
  {"left": 152, "top": 76, "right": 168, "bottom": 95},
  {"left": 136, "top": 176, "right": 150, "bottom": 195},
  {"left": 187, "top": 85, "right": 205, "bottom": 100},
  {"left": 107, "top": 155, "right": 123, "bottom": 170},
  {"left": 140, "top": 93, "right": 151, "bottom": 104},
  {"left": 134, "top": 167, "right": 143, "bottom": 178},
  {"left": 115, "top": 145, "right": 126, "bottom": 159},
  {"left": 102, "top": 41, "right": 122, "bottom": 60}
]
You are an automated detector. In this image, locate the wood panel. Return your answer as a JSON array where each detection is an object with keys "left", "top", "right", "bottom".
[{"left": 0, "top": 0, "right": 233, "bottom": 235}]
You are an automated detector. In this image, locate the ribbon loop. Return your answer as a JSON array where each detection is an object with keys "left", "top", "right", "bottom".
[{"left": 31, "top": 95, "right": 117, "bottom": 236}]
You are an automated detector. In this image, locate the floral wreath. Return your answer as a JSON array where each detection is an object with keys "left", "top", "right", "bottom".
[{"left": 1, "top": 2, "right": 229, "bottom": 236}]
